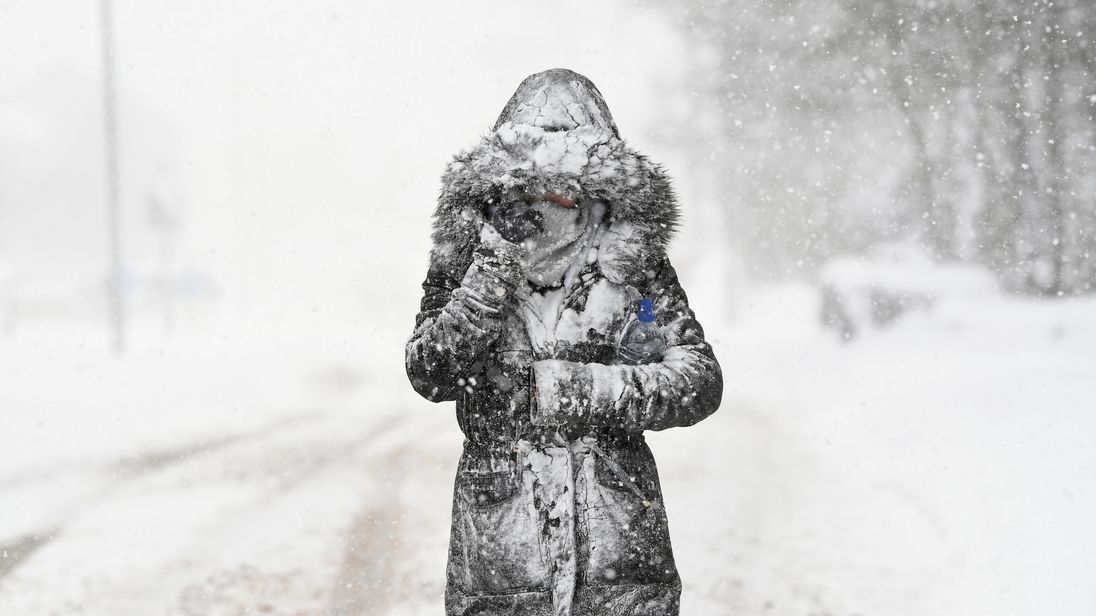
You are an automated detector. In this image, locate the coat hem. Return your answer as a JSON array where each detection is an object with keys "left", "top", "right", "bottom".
[{"left": 582, "top": 581, "right": 678, "bottom": 590}]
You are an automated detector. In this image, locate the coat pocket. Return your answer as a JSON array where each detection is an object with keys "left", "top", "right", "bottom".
[
  {"left": 585, "top": 446, "right": 677, "bottom": 587},
  {"left": 455, "top": 469, "right": 549, "bottom": 594},
  {"left": 462, "top": 470, "right": 517, "bottom": 509}
]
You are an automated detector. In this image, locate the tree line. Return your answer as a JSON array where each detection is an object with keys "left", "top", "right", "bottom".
[{"left": 678, "top": 0, "right": 1096, "bottom": 296}]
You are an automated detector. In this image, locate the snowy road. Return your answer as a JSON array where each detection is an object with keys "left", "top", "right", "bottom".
[
  {"left": 0, "top": 397, "right": 462, "bottom": 615},
  {"left": 2, "top": 288, "right": 1095, "bottom": 615}
]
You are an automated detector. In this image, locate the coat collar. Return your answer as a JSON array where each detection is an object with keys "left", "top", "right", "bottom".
[{"left": 429, "top": 127, "right": 680, "bottom": 287}]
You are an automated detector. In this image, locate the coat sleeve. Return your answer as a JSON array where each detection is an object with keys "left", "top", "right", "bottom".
[
  {"left": 530, "top": 259, "right": 723, "bottom": 431},
  {"left": 405, "top": 225, "right": 526, "bottom": 402}
]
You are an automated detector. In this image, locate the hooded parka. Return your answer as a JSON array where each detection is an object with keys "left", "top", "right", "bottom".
[{"left": 406, "top": 69, "right": 723, "bottom": 616}]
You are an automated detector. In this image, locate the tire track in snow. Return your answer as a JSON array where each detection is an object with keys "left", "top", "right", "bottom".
[
  {"left": 327, "top": 410, "right": 455, "bottom": 615},
  {"left": 0, "top": 530, "right": 57, "bottom": 579},
  {"left": 327, "top": 443, "right": 412, "bottom": 615},
  {"left": 0, "top": 411, "right": 324, "bottom": 582},
  {"left": 0, "top": 405, "right": 456, "bottom": 613},
  {"left": 158, "top": 409, "right": 432, "bottom": 615},
  {"left": 110, "top": 412, "right": 323, "bottom": 476}
]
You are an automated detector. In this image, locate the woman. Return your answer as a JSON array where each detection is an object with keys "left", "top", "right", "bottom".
[{"left": 405, "top": 68, "right": 723, "bottom": 616}]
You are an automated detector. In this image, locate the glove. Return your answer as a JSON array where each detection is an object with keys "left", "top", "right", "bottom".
[{"left": 483, "top": 196, "right": 544, "bottom": 244}]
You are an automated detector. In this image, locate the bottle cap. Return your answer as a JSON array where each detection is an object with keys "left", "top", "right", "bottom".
[{"left": 637, "top": 298, "right": 656, "bottom": 323}]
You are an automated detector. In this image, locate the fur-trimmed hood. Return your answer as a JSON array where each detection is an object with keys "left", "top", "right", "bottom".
[{"left": 429, "top": 69, "right": 680, "bottom": 287}]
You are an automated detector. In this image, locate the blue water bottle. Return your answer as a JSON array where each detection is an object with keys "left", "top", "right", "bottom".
[{"left": 618, "top": 298, "right": 667, "bottom": 364}]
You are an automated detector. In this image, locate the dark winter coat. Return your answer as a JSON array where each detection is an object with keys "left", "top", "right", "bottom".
[{"left": 405, "top": 69, "right": 723, "bottom": 616}]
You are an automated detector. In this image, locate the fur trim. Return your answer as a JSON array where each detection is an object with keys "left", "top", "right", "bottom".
[{"left": 429, "top": 132, "right": 680, "bottom": 287}]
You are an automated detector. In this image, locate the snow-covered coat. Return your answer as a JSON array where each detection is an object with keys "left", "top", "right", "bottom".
[{"left": 405, "top": 69, "right": 723, "bottom": 616}]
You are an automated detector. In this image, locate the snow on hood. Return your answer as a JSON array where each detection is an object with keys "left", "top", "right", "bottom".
[
  {"left": 492, "top": 68, "right": 619, "bottom": 137},
  {"left": 484, "top": 69, "right": 625, "bottom": 197}
]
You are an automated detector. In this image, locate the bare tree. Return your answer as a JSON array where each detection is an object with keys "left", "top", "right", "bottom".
[{"left": 676, "top": 0, "right": 1096, "bottom": 295}]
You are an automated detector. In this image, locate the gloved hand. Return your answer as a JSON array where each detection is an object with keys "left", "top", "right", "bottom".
[{"left": 483, "top": 197, "right": 544, "bottom": 245}]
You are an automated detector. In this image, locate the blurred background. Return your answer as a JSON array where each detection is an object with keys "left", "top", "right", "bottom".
[{"left": 1, "top": 1, "right": 1094, "bottom": 614}]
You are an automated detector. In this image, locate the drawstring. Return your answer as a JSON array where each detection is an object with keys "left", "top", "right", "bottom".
[
  {"left": 539, "top": 431, "right": 659, "bottom": 512},
  {"left": 513, "top": 433, "right": 656, "bottom": 616},
  {"left": 586, "top": 439, "right": 661, "bottom": 512}
]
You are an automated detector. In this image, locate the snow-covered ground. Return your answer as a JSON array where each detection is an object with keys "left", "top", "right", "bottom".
[
  {"left": 6, "top": 1, "right": 1093, "bottom": 614},
  {"left": 2, "top": 283, "right": 1093, "bottom": 615},
  {"left": 665, "top": 283, "right": 1096, "bottom": 615}
]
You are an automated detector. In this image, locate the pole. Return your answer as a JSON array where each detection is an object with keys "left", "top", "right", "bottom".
[{"left": 100, "top": 0, "right": 125, "bottom": 352}]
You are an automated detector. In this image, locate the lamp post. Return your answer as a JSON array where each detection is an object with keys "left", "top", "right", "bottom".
[{"left": 100, "top": 0, "right": 125, "bottom": 352}]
